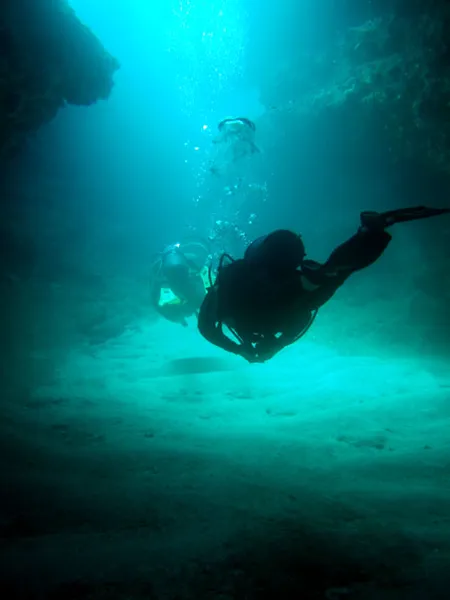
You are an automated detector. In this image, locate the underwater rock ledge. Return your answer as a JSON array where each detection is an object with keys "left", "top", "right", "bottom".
[
  {"left": 0, "top": 0, "right": 120, "bottom": 159},
  {"left": 260, "top": 0, "right": 450, "bottom": 175}
]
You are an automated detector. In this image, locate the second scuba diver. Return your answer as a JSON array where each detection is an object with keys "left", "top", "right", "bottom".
[
  {"left": 198, "top": 206, "right": 450, "bottom": 362},
  {"left": 150, "top": 238, "right": 211, "bottom": 327}
]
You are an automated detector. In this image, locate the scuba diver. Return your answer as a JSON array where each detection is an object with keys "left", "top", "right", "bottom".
[
  {"left": 150, "top": 237, "right": 211, "bottom": 327},
  {"left": 198, "top": 206, "right": 450, "bottom": 362},
  {"left": 210, "top": 117, "right": 260, "bottom": 176}
]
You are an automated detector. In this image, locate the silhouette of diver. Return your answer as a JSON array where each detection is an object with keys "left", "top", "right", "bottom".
[{"left": 198, "top": 206, "right": 450, "bottom": 362}]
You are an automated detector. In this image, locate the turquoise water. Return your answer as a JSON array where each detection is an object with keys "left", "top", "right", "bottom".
[{"left": 2, "top": 1, "right": 450, "bottom": 598}]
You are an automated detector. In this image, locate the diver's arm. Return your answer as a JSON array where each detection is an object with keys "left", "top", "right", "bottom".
[{"left": 198, "top": 290, "right": 249, "bottom": 356}]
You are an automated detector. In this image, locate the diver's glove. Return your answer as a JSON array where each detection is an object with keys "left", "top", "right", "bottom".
[{"left": 239, "top": 346, "right": 261, "bottom": 363}]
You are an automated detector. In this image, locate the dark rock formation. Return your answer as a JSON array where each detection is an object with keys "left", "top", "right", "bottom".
[
  {"left": 260, "top": 0, "right": 450, "bottom": 176},
  {"left": 0, "top": 0, "right": 119, "bottom": 158}
]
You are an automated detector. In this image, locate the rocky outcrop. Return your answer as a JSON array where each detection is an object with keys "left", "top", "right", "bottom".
[
  {"left": 260, "top": 0, "right": 450, "bottom": 175},
  {"left": 0, "top": 0, "right": 119, "bottom": 158}
]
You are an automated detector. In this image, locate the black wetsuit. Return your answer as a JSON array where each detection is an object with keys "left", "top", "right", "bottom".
[{"left": 198, "top": 206, "right": 450, "bottom": 361}]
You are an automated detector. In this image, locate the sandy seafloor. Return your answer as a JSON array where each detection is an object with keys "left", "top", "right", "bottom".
[{"left": 2, "top": 311, "right": 450, "bottom": 600}]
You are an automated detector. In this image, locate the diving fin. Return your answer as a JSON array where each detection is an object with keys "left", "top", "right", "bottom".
[{"left": 361, "top": 206, "right": 450, "bottom": 230}]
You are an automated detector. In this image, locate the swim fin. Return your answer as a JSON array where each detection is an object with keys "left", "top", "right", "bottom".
[{"left": 361, "top": 206, "right": 450, "bottom": 230}]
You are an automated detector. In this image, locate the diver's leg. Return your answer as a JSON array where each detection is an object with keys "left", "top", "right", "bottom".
[
  {"left": 301, "top": 226, "right": 391, "bottom": 310},
  {"left": 318, "top": 205, "right": 450, "bottom": 282},
  {"left": 327, "top": 205, "right": 450, "bottom": 274},
  {"left": 324, "top": 227, "right": 392, "bottom": 274}
]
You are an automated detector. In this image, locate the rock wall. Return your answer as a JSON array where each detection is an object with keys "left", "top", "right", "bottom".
[
  {"left": 0, "top": 0, "right": 119, "bottom": 158},
  {"left": 260, "top": 0, "right": 450, "bottom": 175}
]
